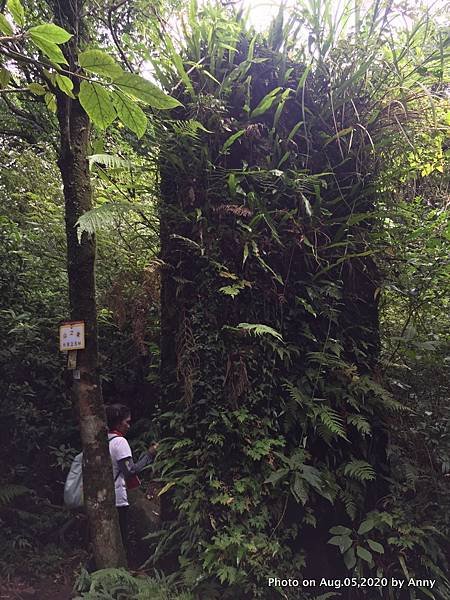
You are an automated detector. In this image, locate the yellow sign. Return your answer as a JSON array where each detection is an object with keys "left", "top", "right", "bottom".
[{"left": 59, "top": 321, "right": 85, "bottom": 351}]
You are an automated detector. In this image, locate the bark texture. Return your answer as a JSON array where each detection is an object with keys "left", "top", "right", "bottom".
[{"left": 54, "top": 0, "right": 125, "bottom": 569}]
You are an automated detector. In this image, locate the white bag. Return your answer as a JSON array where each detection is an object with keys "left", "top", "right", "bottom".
[
  {"left": 64, "top": 452, "right": 84, "bottom": 509},
  {"left": 64, "top": 436, "right": 119, "bottom": 509}
]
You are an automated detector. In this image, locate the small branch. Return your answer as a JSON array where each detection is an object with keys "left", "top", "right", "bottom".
[
  {"left": 1, "top": 47, "right": 94, "bottom": 83},
  {"left": 0, "top": 47, "right": 49, "bottom": 70},
  {"left": 2, "top": 94, "right": 48, "bottom": 133},
  {"left": 0, "top": 128, "right": 35, "bottom": 143},
  {"left": 0, "top": 87, "right": 30, "bottom": 93},
  {"left": 0, "top": 34, "right": 25, "bottom": 43},
  {"left": 107, "top": 0, "right": 133, "bottom": 72}
]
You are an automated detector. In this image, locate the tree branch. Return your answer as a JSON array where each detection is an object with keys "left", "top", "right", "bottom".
[
  {"left": 0, "top": 128, "right": 36, "bottom": 143},
  {"left": 107, "top": 0, "right": 133, "bottom": 72},
  {"left": 0, "top": 87, "right": 30, "bottom": 93}
]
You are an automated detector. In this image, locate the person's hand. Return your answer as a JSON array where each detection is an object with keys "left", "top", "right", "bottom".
[{"left": 148, "top": 442, "right": 159, "bottom": 457}]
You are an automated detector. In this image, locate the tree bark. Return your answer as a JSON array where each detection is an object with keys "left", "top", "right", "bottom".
[{"left": 54, "top": 0, "right": 126, "bottom": 569}]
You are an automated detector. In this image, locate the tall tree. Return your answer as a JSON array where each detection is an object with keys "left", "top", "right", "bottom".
[{"left": 51, "top": 0, "right": 126, "bottom": 568}]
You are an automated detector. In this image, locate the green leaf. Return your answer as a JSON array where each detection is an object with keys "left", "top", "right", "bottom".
[
  {"left": 6, "top": 0, "right": 24, "bottom": 27},
  {"left": 44, "top": 91, "right": 56, "bottom": 113},
  {"left": 112, "top": 90, "right": 147, "bottom": 138},
  {"left": 78, "top": 81, "right": 116, "bottom": 130},
  {"left": 28, "top": 24, "right": 72, "bottom": 44},
  {"left": 29, "top": 35, "right": 68, "bottom": 65},
  {"left": 343, "top": 548, "right": 356, "bottom": 570},
  {"left": 417, "top": 587, "right": 436, "bottom": 600},
  {"left": 292, "top": 473, "right": 308, "bottom": 505},
  {"left": 228, "top": 173, "right": 236, "bottom": 196},
  {"left": 329, "top": 526, "right": 352, "bottom": 536},
  {"left": 357, "top": 518, "right": 375, "bottom": 535},
  {"left": 243, "top": 242, "right": 249, "bottom": 265},
  {"left": 78, "top": 49, "right": 123, "bottom": 79},
  {"left": 28, "top": 82, "right": 46, "bottom": 95},
  {"left": 328, "top": 535, "right": 352, "bottom": 553},
  {"left": 324, "top": 126, "right": 354, "bottom": 147},
  {"left": 114, "top": 73, "right": 182, "bottom": 109},
  {"left": 0, "top": 13, "right": 14, "bottom": 35},
  {"left": 221, "top": 130, "right": 245, "bottom": 154},
  {"left": 164, "top": 34, "right": 195, "bottom": 97},
  {"left": 219, "top": 283, "right": 244, "bottom": 298},
  {"left": 55, "top": 74, "right": 74, "bottom": 98},
  {"left": 367, "top": 539, "right": 384, "bottom": 554},
  {"left": 356, "top": 545, "right": 373, "bottom": 563},
  {"left": 265, "top": 468, "right": 289, "bottom": 485},
  {"left": 0, "top": 68, "right": 12, "bottom": 89},
  {"left": 398, "top": 555, "right": 410, "bottom": 579},
  {"left": 251, "top": 87, "right": 282, "bottom": 118},
  {"left": 300, "top": 465, "right": 322, "bottom": 490},
  {"left": 157, "top": 481, "right": 176, "bottom": 496}
]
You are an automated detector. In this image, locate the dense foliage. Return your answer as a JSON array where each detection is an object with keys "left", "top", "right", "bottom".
[{"left": 149, "top": 3, "right": 449, "bottom": 597}]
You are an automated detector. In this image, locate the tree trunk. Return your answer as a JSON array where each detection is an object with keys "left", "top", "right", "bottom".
[{"left": 54, "top": 0, "right": 126, "bottom": 569}]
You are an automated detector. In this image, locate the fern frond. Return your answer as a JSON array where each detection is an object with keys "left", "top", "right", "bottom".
[
  {"left": 75, "top": 568, "right": 140, "bottom": 598},
  {"left": 170, "top": 119, "right": 211, "bottom": 138},
  {"left": 316, "top": 422, "right": 334, "bottom": 445},
  {"left": 347, "top": 414, "right": 371, "bottom": 435},
  {"left": 344, "top": 460, "right": 376, "bottom": 482},
  {"left": 76, "top": 201, "right": 149, "bottom": 239},
  {"left": 89, "top": 568, "right": 138, "bottom": 591},
  {"left": 339, "top": 489, "right": 357, "bottom": 519},
  {"left": 236, "top": 322, "right": 284, "bottom": 342},
  {"left": 318, "top": 407, "right": 348, "bottom": 440},
  {"left": 0, "top": 484, "right": 29, "bottom": 506},
  {"left": 88, "top": 153, "right": 131, "bottom": 170},
  {"left": 283, "top": 380, "right": 309, "bottom": 406}
]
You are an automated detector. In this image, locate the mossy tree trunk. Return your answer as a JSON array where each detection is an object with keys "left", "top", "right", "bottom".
[{"left": 155, "top": 6, "right": 430, "bottom": 591}]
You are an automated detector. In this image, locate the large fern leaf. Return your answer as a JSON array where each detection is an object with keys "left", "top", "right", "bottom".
[
  {"left": 170, "top": 119, "right": 210, "bottom": 138},
  {"left": 343, "top": 460, "right": 376, "bottom": 482},
  {"left": 76, "top": 201, "right": 149, "bottom": 239},
  {"left": 318, "top": 406, "right": 348, "bottom": 440},
  {"left": 236, "top": 322, "right": 284, "bottom": 341},
  {"left": 88, "top": 153, "right": 131, "bottom": 170},
  {"left": 339, "top": 489, "right": 357, "bottom": 519},
  {"left": 347, "top": 413, "right": 371, "bottom": 435},
  {"left": 0, "top": 484, "right": 29, "bottom": 506},
  {"left": 283, "top": 380, "right": 310, "bottom": 406}
]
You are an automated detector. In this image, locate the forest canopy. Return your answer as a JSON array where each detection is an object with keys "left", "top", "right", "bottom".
[{"left": 0, "top": 0, "right": 449, "bottom": 599}]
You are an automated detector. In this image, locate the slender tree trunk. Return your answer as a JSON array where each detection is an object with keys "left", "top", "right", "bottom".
[{"left": 54, "top": 0, "right": 126, "bottom": 569}]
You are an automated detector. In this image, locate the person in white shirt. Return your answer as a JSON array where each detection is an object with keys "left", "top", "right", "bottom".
[{"left": 105, "top": 403, "right": 158, "bottom": 551}]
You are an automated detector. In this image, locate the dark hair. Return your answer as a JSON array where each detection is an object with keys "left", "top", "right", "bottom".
[{"left": 105, "top": 404, "right": 130, "bottom": 430}]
